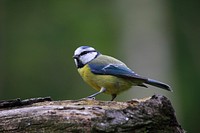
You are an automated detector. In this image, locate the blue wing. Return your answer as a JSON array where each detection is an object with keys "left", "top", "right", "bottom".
[
  {"left": 88, "top": 63, "right": 146, "bottom": 80},
  {"left": 88, "top": 59, "right": 171, "bottom": 91}
]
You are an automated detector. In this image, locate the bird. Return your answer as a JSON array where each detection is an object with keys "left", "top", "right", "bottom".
[{"left": 73, "top": 46, "right": 172, "bottom": 101}]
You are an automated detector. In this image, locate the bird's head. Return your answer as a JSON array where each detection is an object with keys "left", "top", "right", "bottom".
[{"left": 73, "top": 46, "right": 100, "bottom": 68}]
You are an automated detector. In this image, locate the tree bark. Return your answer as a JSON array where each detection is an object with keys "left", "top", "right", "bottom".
[{"left": 0, "top": 95, "right": 184, "bottom": 133}]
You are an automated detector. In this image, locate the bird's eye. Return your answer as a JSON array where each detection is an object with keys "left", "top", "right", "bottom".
[
  {"left": 80, "top": 50, "right": 96, "bottom": 56},
  {"left": 80, "top": 51, "right": 88, "bottom": 56}
]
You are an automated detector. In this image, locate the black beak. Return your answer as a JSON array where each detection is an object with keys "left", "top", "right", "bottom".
[{"left": 73, "top": 55, "right": 78, "bottom": 59}]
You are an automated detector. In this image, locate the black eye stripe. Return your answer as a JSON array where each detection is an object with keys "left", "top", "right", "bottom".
[{"left": 80, "top": 50, "right": 96, "bottom": 56}]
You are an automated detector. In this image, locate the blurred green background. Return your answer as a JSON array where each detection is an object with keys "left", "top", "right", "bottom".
[{"left": 1, "top": 0, "right": 200, "bottom": 132}]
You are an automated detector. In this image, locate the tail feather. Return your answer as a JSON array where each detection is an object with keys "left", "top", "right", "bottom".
[{"left": 145, "top": 78, "right": 172, "bottom": 91}]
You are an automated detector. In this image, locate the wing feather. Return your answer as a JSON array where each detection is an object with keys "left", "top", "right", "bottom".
[
  {"left": 88, "top": 55, "right": 147, "bottom": 82},
  {"left": 89, "top": 63, "right": 147, "bottom": 81}
]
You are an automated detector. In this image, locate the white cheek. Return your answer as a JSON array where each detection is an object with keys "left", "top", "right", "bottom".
[
  {"left": 80, "top": 52, "right": 97, "bottom": 64},
  {"left": 74, "top": 59, "right": 78, "bottom": 66}
]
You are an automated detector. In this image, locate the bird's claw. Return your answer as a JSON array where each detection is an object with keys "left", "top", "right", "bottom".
[{"left": 86, "top": 96, "right": 96, "bottom": 100}]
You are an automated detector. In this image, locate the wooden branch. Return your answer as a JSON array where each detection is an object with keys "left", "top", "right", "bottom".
[
  {"left": 0, "top": 95, "right": 184, "bottom": 133},
  {"left": 0, "top": 97, "right": 52, "bottom": 108}
]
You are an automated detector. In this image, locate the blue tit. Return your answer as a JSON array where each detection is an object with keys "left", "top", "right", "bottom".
[{"left": 73, "top": 46, "right": 172, "bottom": 101}]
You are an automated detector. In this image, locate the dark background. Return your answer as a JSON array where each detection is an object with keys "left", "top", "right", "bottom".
[{"left": 1, "top": 1, "right": 200, "bottom": 132}]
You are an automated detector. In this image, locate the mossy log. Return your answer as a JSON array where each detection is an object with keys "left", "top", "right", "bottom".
[{"left": 0, "top": 95, "right": 184, "bottom": 133}]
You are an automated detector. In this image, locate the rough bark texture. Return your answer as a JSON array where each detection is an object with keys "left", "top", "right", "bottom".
[{"left": 0, "top": 95, "right": 184, "bottom": 133}]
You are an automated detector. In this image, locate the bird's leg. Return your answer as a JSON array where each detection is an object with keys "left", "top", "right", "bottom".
[
  {"left": 87, "top": 87, "right": 106, "bottom": 99},
  {"left": 111, "top": 94, "right": 117, "bottom": 101}
]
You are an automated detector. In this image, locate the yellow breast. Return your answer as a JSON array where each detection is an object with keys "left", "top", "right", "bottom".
[{"left": 78, "top": 64, "right": 133, "bottom": 95}]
